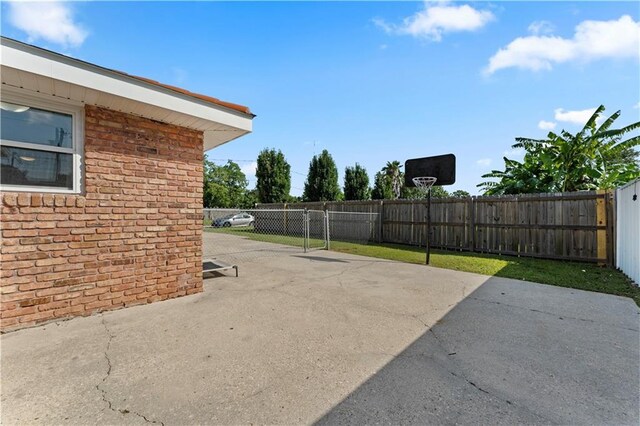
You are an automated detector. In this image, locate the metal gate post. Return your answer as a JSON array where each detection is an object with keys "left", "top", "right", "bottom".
[
  {"left": 426, "top": 189, "right": 432, "bottom": 265},
  {"left": 325, "top": 211, "right": 330, "bottom": 250},
  {"left": 303, "top": 208, "right": 308, "bottom": 253}
]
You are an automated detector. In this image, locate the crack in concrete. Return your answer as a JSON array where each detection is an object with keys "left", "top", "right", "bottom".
[
  {"left": 427, "top": 329, "right": 509, "bottom": 401},
  {"left": 448, "top": 370, "right": 490, "bottom": 394},
  {"left": 468, "top": 296, "right": 639, "bottom": 332},
  {"left": 426, "top": 328, "right": 555, "bottom": 423},
  {"left": 97, "top": 316, "right": 165, "bottom": 426}
]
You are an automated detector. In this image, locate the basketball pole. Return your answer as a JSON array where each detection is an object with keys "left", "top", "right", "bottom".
[{"left": 426, "top": 188, "right": 431, "bottom": 265}]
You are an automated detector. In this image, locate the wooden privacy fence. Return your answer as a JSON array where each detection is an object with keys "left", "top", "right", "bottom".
[{"left": 258, "top": 190, "right": 615, "bottom": 264}]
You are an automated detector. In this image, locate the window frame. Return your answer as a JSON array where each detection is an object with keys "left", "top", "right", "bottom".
[{"left": 0, "top": 88, "right": 84, "bottom": 194}]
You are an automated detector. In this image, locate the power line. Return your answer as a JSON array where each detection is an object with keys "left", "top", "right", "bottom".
[
  {"left": 206, "top": 158, "right": 310, "bottom": 181},
  {"left": 207, "top": 158, "right": 255, "bottom": 163},
  {"left": 208, "top": 159, "right": 307, "bottom": 176}
]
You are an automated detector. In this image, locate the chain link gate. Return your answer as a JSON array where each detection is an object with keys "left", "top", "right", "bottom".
[
  {"left": 203, "top": 208, "right": 328, "bottom": 263},
  {"left": 305, "top": 210, "right": 328, "bottom": 251},
  {"left": 326, "top": 211, "right": 380, "bottom": 248}
]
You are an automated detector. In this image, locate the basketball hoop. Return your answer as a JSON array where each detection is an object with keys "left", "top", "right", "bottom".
[
  {"left": 412, "top": 176, "right": 437, "bottom": 266},
  {"left": 405, "top": 154, "right": 456, "bottom": 266},
  {"left": 412, "top": 176, "right": 437, "bottom": 193}
]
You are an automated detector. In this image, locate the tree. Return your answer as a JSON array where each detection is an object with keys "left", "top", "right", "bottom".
[
  {"left": 382, "top": 161, "right": 403, "bottom": 199},
  {"left": 451, "top": 190, "right": 471, "bottom": 198},
  {"left": 478, "top": 153, "right": 553, "bottom": 195},
  {"left": 344, "top": 164, "right": 371, "bottom": 200},
  {"left": 371, "top": 171, "right": 394, "bottom": 200},
  {"left": 203, "top": 158, "right": 248, "bottom": 208},
  {"left": 371, "top": 160, "right": 454, "bottom": 200},
  {"left": 303, "top": 149, "right": 341, "bottom": 201},
  {"left": 478, "top": 105, "right": 640, "bottom": 195},
  {"left": 256, "top": 148, "right": 291, "bottom": 203},
  {"left": 241, "top": 189, "right": 259, "bottom": 209},
  {"left": 402, "top": 185, "right": 449, "bottom": 199},
  {"left": 286, "top": 194, "right": 303, "bottom": 203}
]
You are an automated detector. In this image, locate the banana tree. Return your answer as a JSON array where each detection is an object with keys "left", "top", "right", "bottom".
[{"left": 480, "top": 105, "right": 639, "bottom": 194}]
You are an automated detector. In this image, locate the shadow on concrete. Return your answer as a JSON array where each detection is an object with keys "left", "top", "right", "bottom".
[
  {"left": 314, "top": 277, "right": 640, "bottom": 425},
  {"left": 293, "top": 255, "right": 350, "bottom": 263},
  {"left": 203, "top": 271, "right": 232, "bottom": 279}
]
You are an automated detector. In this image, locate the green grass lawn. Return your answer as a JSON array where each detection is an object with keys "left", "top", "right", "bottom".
[
  {"left": 331, "top": 242, "right": 639, "bottom": 306},
  {"left": 205, "top": 226, "right": 640, "bottom": 305}
]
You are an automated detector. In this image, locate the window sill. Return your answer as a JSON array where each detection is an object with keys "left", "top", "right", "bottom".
[{"left": 0, "top": 185, "right": 80, "bottom": 195}]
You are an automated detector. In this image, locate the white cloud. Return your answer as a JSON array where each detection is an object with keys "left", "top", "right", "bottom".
[
  {"left": 372, "top": 18, "right": 393, "bottom": 34},
  {"left": 476, "top": 158, "right": 492, "bottom": 166},
  {"left": 375, "top": 1, "right": 494, "bottom": 42},
  {"left": 485, "top": 15, "right": 640, "bottom": 74},
  {"left": 634, "top": 102, "right": 640, "bottom": 109},
  {"left": 538, "top": 120, "right": 557, "bottom": 130},
  {"left": 554, "top": 108, "right": 597, "bottom": 125},
  {"left": 6, "top": 0, "right": 88, "bottom": 48},
  {"left": 528, "top": 20, "right": 555, "bottom": 35},
  {"left": 503, "top": 148, "right": 525, "bottom": 159},
  {"left": 240, "top": 161, "right": 258, "bottom": 178}
]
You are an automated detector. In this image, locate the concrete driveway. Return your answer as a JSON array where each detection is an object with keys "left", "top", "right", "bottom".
[{"left": 1, "top": 249, "right": 638, "bottom": 425}]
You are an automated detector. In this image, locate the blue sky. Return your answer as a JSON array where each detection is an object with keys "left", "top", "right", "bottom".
[{"left": 2, "top": 1, "right": 639, "bottom": 195}]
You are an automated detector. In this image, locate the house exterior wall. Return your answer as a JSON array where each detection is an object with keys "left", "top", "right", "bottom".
[{"left": 1, "top": 105, "right": 204, "bottom": 332}]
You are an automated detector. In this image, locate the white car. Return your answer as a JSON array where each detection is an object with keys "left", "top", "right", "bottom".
[{"left": 212, "top": 213, "right": 255, "bottom": 228}]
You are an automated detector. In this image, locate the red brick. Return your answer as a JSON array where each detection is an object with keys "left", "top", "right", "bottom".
[
  {"left": 2, "top": 306, "right": 37, "bottom": 319},
  {"left": 37, "top": 243, "right": 69, "bottom": 252},
  {"left": 35, "top": 258, "right": 67, "bottom": 267},
  {"left": 19, "top": 297, "right": 51, "bottom": 307},
  {"left": 3, "top": 193, "right": 18, "bottom": 207},
  {"left": 1, "top": 291, "right": 36, "bottom": 303},
  {"left": 17, "top": 266, "right": 52, "bottom": 276},
  {"left": 20, "top": 310, "right": 56, "bottom": 324},
  {"left": 15, "top": 251, "right": 50, "bottom": 261},
  {"left": 31, "top": 194, "right": 43, "bottom": 207},
  {"left": 36, "top": 286, "right": 69, "bottom": 297},
  {"left": 0, "top": 106, "right": 204, "bottom": 331},
  {"left": 83, "top": 299, "right": 113, "bottom": 311},
  {"left": 36, "top": 272, "right": 69, "bottom": 282},
  {"left": 53, "top": 291, "right": 83, "bottom": 301},
  {"left": 17, "top": 194, "right": 30, "bottom": 207},
  {"left": 2, "top": 245, "right": 36, "bottom": 254},
  {"left": 84, "top": 287, "right": 110, "bottom": 296},
  {"left": 37, "top": 300, "right": 71, "bottom": 311},
  {"left": 5, "top": 276, "right": 34, "bottom": 285},
  {"left": 53, "top": 278, "right": 83, "bottom": 287}
]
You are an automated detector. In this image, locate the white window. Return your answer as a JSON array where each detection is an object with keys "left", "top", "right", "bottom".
[{"left": 0, "top": 91, "right": 83, "bottom": 193}]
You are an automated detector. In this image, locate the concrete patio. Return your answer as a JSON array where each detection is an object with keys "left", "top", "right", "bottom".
[{"left": 1, "top": 249, "right": 638, "bottom": 425}]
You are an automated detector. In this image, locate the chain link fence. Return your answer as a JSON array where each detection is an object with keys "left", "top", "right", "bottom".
[
  {"left": 203, "top": 208, "right": 325, "bottom": 264},
  {"left": 203, "top": 208, "right": 381, "bottom": 264}
]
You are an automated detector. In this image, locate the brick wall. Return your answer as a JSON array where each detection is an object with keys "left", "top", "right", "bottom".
[{"left": 1, "top": 105, "right": 204, "bottom": 332}]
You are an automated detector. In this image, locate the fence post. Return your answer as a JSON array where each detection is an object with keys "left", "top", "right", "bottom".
[
  {"left": 325, "top": 211, "right": 330, "bottom": 250},
  {"left": 303, "top": 208, "right": 308, "bottom": 253},
  {"left": 469, "top": 196, "right": 476, "bottom": 252},
  {"left": 379, "top": 200, "right": 384, "bottom": 243},
  {"left": 606, "top": 190, "right": 615, "bottom": 266},
  {"left": 596, "top": 190, "right": 607, "bottom": 266}
]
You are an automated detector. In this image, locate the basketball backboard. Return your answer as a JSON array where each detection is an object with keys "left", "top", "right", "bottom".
[{"left": 404, "top": 153, "right": 456, "bottom": 187}]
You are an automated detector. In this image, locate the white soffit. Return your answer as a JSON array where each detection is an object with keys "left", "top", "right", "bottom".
[{"left": 0, "top": 38, "right": 254, "bottom": 151}]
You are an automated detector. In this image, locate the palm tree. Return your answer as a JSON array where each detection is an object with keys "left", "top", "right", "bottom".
[{"left": 382, "top": 160, "right": 403, "bottom": 199}]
